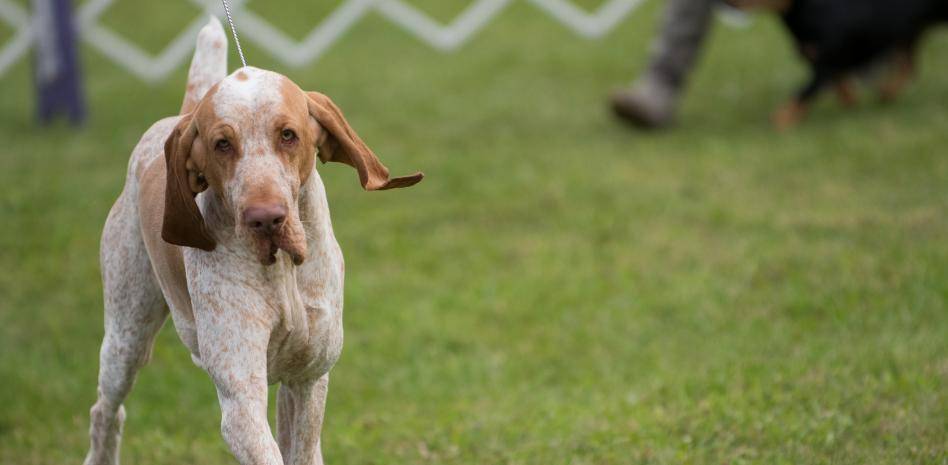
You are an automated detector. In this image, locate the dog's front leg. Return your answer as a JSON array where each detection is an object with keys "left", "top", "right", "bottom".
[
  {"left": 199, "top": 321, "right": 284, "bottom": 465},
  {"left": 278, "top": 375, "right": 330, "bottom": 465},
  {"left": 215, "top": 379, "right": 283, "bottom": 465}
]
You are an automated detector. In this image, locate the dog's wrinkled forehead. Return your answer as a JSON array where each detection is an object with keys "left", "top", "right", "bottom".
[{"left": 210, "top": 67, "right": 299, "bottom": 126}]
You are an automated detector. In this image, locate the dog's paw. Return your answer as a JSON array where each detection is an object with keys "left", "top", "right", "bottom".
[
  {"left": 833, "top": 79, "right": 858, "bottom": 108},
  {"left": 772, "top": 102, "right": 806, "bottom": 131}
]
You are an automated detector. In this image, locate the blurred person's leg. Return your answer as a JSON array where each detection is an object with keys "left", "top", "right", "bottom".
[{"left": 611, "top": 0, "right": 715, "bottom": 128}]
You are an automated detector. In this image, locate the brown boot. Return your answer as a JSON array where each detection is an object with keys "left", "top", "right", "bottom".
[
  {"left": 611, "top": 0, "right": 715, "bottom": 129},
  {"left": 610, "top": 75, "right": 679, "bottom": 129}
]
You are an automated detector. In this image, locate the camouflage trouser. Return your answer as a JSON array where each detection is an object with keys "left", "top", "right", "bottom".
[{"left": 643, "top": 0, "right": 716, "bottom": 90}]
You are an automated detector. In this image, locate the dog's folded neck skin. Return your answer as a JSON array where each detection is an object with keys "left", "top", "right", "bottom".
[
  {"left": 194, "top": 185, "right": 310, "bottom": 269},
  {"left": 194, "top": 172, "right": 328, "bottom": 269},
  {"left": 192, "top": 171, "right": 337, "bottom": 340}
]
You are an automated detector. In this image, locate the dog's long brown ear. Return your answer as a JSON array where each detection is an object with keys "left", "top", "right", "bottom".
[
  {"left": 306, "top": 91, "right": 424, "bottom": 190},
  {"left": 161, "top": 114, "right": 216, "bottom": 251}
]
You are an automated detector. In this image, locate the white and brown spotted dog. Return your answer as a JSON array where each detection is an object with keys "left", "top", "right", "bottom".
[{"left": 83, "top": 17, "right": 422, "bottom": 465}]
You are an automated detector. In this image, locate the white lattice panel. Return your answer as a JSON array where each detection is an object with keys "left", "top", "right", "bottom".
[{"left": 0, "top": 0, "right": 744, "bottom": 82}]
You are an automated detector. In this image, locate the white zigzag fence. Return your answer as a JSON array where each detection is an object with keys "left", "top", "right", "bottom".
[{"left": 0, "top": 0, "right": 747, "bottom": 83}]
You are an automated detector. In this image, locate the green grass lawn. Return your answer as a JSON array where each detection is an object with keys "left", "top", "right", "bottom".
[{"left": 1, "top": 2, "right": 946, "bottom": 464}]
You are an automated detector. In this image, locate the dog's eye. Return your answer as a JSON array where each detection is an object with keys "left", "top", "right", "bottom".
[
  {"left": 215, "top": 139, "right": 232, "bottom": 152},
  {"left": 281, "top": 129, "right": 297, "bottom": 143}
]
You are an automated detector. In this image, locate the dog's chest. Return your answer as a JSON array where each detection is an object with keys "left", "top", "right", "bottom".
[{"left": 265, "top": 253, "right": 345, "bottom": 384}]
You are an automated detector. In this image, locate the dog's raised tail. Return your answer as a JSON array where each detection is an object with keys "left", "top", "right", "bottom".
[{"left": 180, "top": 16, "right": 228, "bottom": 115}]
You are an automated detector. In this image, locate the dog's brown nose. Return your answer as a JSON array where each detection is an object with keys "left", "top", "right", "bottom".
[{"left": 243, "top": 204, "right": 287, "bottom": 235}]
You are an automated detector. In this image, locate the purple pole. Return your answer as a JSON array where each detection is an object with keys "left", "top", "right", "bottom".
[{"left": 33, "top": 0, "right": 85, "bottom": 125}]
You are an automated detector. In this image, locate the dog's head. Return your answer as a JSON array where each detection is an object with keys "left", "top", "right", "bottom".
[{"left": 161, "top": 67, "right": 423, "bottom": 265}]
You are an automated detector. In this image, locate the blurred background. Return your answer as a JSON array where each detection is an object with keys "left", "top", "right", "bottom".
[{"left": 0, "top": 0, "right": 946, "bottom": 464}]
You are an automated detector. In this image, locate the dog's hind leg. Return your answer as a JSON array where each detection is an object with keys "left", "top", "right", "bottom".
[
  {"left": 773, "top": 69, "right": 828, "bottom": 130},
  {"left": 833, "top": 76, "right": 858, "bottom": 108},
  {"left": 84, "top": 194, "right": 167, "bottom": 465},
  {"left": 879, "top": 46, "right": 916, "bottom": 103}
]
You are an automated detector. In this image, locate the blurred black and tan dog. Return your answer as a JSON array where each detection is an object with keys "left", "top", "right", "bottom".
[{"left": 727, "top": 0, "right": 947, "bottom": 129}]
